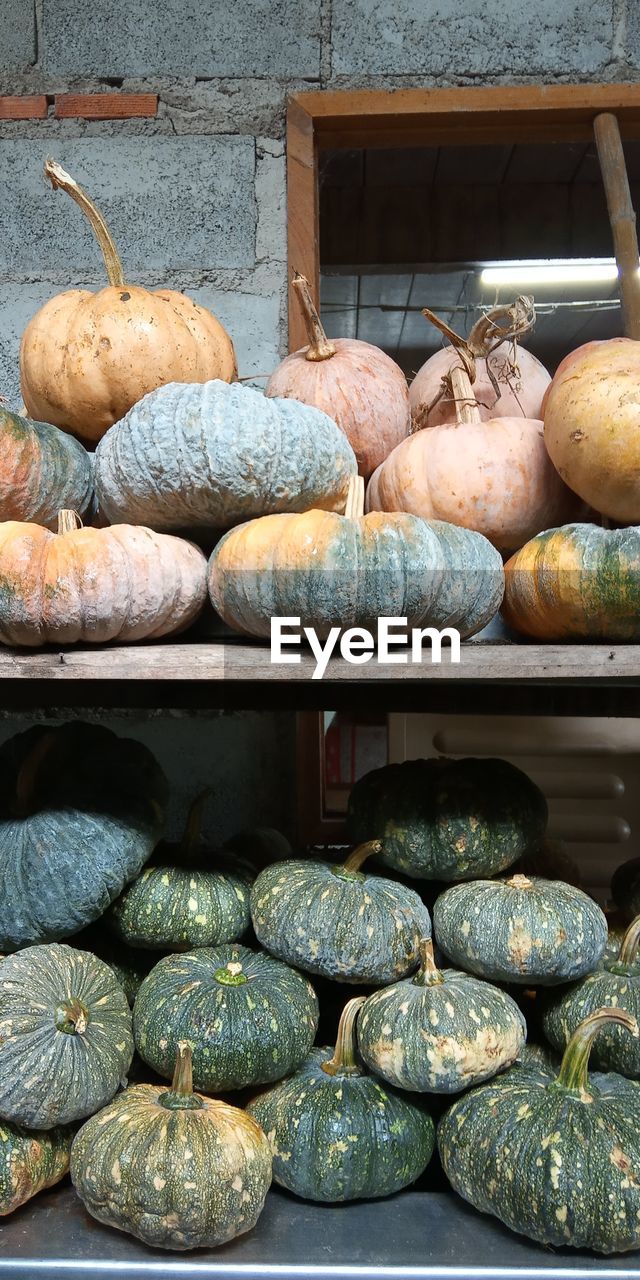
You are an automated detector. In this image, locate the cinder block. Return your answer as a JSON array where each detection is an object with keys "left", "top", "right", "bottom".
[
  {"left": 0, "top": 284, "right": 57, "bottom": 411},
  {"left": 41, "top": 0, "right": 320, "bottom": 77},
  {"left": 0, "top": 138, "right": 256, "bottom": 277},
  {"left": 0, "top": 2, "right": 36, "bottom": 71},
  {"left": 192, "top": 282, "right": 285, "bottom": 384}
]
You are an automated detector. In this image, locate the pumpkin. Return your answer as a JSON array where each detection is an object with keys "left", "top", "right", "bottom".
[
  {"left": 433, "top": 874, "right": 607, "bottom": 986},
  {"left": 20, "top": 160, "right": 236, "bottom": 444},
  {"left": 0, "top": 510, "right": 207, "bottom": 647},
  {"left": 346, "top": 756, "right": 547, "bottom": 881},
  {"left": 225, "top": 825, "right": 292, "bottom": 870},
  {"left": 250, "top": 841, "right": 431, "bottom": 985},
  {"left": 0, "top": 721, "right": 167, "bottom": 951},
  {"left": 358, "top": 940, "right": 525, "bottom": 1093},
  {"left": 247, "top": 996, "right": 434, "bottom": 1202},
  {"left": 0, "top": 943, "right": 133, "bottom": 1128},
  {"left": 543, "top": 338, "right": 640, "bottom": 523},
  {"left": 265, "top": 273, "right": 410, "bottom": 479},
  {"left": 438, "top": 1007, "right": 640, "bottom": 1253},
  {"left": 410, "top": 299, "right": 551, "bottom": 428},
  {"left": 208, "top": 474, "right": 504, "bottom": 642},
  {"left": 133, "top": 943, "right": 319, "bottom": 1092},
  {"left": 94, "top": 943, "right": 160, "bottom": 1008},
  {"left": 94, "top": 378, "right": 356, "bottom": 536},
  {"left": 612, "top": 857, "right": 640, "bottom": 923},
  {"left": 71, "top": 1041, "right": 271, "bottom": 1251},
  {"left": 0, "top": 406, "right": 93, "bottom": 529},
  {"left": 0, "top": 1120, "right": 73, "bottom": 1216},
  {"left": 502, "top": 524, "right": 640, "bottom": 641},
  {"left": 107, "top": 792, "right": 252, "bottom": 951}
]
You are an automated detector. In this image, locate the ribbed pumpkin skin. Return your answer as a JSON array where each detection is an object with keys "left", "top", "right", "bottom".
[
  {"left": 133, "top": 944, "right": 319, "bottom": 1091},
  {"left": 0, "top": 944, "right": 133, "bottom": 1128},
  {"left": 248, "top": 1046, "right": 434, "bottom": 1201},
  {"left": 503, "top": 524, "right": 640, "bottom": 641},
  {"left": 250, "top": 857, "right": 431, "bottom": 985},
  {"left": 95, "top": 381, "right": 356, "bottom": 534},
  {"left": 0, "top": 408, "right": 93, "bottom": 529},
  {"left": 71, "top": 1083, "right": 271, "bottom": 1250},
  {"left": 108, "top": 861, "right": 252, "bottom": 952},
  {"left": 0, "top": 723, "right": 167, "bottom": 951},
  {"left": 0, "top": 1120, "right": 73, "bottom": 1215},
  {"left": 542, "top": 929, "right": 640, "bottom": 1077},
  {"left": 347, "top": 757, "right": 547, "bottom": 881},
  {"left": 433, "top": 876, "right": 607, "bottom": 986},
  {"left": 209, "top": 511, "right": 504, "bottom": 642}
]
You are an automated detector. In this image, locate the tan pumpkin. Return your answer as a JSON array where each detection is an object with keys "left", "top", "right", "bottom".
[
  {"left": 0, "top": 510, "right": 207, "bottom": 646},
  {"left": 265, "top": 274, "right": 410, "bottom": 479},
  {"left": 20, "top": 161, "right": 236, "bottom": 444}
]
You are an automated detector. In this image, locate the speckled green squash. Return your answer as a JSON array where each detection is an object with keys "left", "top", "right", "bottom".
[
  {"left": 438, "top": 1008, "right": 640, "bottom": 1253},
  {"left": 0, "top": 1119, "right": 73, "bottom": 1216},
  {"left": 250, "top": 842, "right": 431, "bottom": 985},
  {"left": 358, "top": 940, "right": 525, "bottom": 1094},
  {"left": 0, "top": 722, "right": 167, "bottom": 951},
  {"left": 133, "top": 943, "right": 319, "bottom": 1092},
  {"left": 73, "top": 929, "right": 162, "bottom": 1008},
  {"left": 433, "top": 874, "right": 607, "bottom": 986},
  {"left": 94, "top": 380, "right": 356, "bottom": 535},
  {"left": 612, "top": 857, "right": 640, "bottom": 923},
  {"left": 0, "top": 405, "right": 93, "bottom": 530},
  {"left": 347, "top": 757, "right": 547, "bottom": 881},
  {"left": 0, "top": 944, "right": 133, "bottom": 1128},
  {"left": 71, "top": 1042, "right": 272, "bottom": 1251},
  {"left": 247, "top": 997, "right": 434, "bottom": 1202}
]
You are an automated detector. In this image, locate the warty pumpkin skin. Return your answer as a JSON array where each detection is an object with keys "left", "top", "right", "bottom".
[
  {"left": 133, "top": 943, "right": 319, "bottom": 1092},
  {"left": 438, "top": 1007, "right": 640, "bottom": 1253},
  {"left": 346, "top": 756, "right": 547, "bottom": 881},
  {"left": 71, "top": 1042, "right": 271, "bottom": 1251},
  {"left": 0, "top": 407, "right": 93, "bottom": 529},
  {"left": 0, "top": 943, "right": 133, "bottom": 1128},
  {"left": 247, "top": 997, "right": 435, "bottom": 1202},
  {"left": 433, "top": 874, "right": 607, "bottom": 986},
  {"left": 0, "top": 1119, "right": 73, "bottom": 1216},
  {"left": 20, "top": 161, "right": 236, "bottom": 444},
  {"left": 250, "top": 842, "right": 431, "bottom": 985},
  {"left": 358, "top": 940, "right": 526, "bottom": 1094},
  {"left": 502, "top": 524, "right": 640, "bottom": 641}
]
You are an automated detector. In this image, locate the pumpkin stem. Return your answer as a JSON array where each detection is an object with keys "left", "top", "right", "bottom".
[
  {"left": 321, "top": 997, "right": 367, "bottom": 1077},
  {"left": 467, "top": 297, "right": 536, "bottom": 358},
  {"left": 448, "top": 363, "right": 483, "bottom": 426},
  {"left": 339, "top": 840, "right": 382, "bottom": 876},
  {"left": 159, "top": 1041, "right": 205, "bottom": 1111},
  {"left": 344, "top": 475, "right": 365, "bottom": 520},
  {"left": 44, "top": 158, "right": 126, "bottom": 289},
  {"left": 615, "top": 915, "right": 640, "bottom": 967},
  {"left": 55, "top": 998, "right": 89, "bottom": 1036},
  {"left": 56, "top": 510, "right": 83, "bottom": 536},
  {"left": 505, "top": 874, "right": 535, "bottom": 890},
  {"left": 214, "top": 961, "right": 248, "bottom": 986},
  {"left": 554, "top": 1007, "right": 639, "bottom": 1098},
  {"left": 14, "top": 731, "right": 58, "bottom": 817},
  {"left": 412, "top": 938, "right": 444, "bottom": 987},
  {"left": 180, "top": 789, "right": 213, "bottom": 859},
  {"left": 292, "top": 273, "right": 336, "bottom": 362}
]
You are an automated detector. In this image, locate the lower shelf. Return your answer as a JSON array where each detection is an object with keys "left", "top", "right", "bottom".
[{"left": 0, "top": 1185, "right": 638, "bottom": 1279}]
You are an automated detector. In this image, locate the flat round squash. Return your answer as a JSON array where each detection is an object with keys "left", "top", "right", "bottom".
[
  {"left": 0, "top": 1120, "right": 73, "bottom": 1216},
  {"left": 0, "top": 406, "right": 93, "bottom": 529}
]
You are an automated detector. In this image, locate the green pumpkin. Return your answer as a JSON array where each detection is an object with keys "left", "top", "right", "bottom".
[
  {"left": 346, "top": 757, "right": 547, "bottom": 881},
  {"left": 0, "top": 405, "right": 93, "bottom": 529},
  {"left": 0, "top": 944, "right": 133, "bottom": 1128},
  {"left": 0, "top": 722, "right": 167, "bottom": 951},
  {"left": 247, "top": 996, "right": 434, "bottom": 1202},
  {"left": 134, "top": 943, "right": 319, "bottom": 1092},
  {"left": 71, "top": 1042, "right": 272, "bottom": 1251},
  {"left": 433, "top": 874, "right": 607, "bottom": 986},
  {"left": 0, "top": 1119, "right": 73, "bottom": 1216},
  {"left": 250, "top": 842, "right": 431, "bottom": 985},
  {"left": 438, "top": 1007, "right": 640, "bottom": 1253},
  {"left": 225, "top": 826, "right": 292, "bottom": 871},
  {"left": 72, "top": 928, "right": 162, "bottom": 1007},
  {"left": 357, "top": 940, "right": 525, "bottom": 1093},
  {"left": 612, "top": 857, "right": 640, "bottom": 923}
]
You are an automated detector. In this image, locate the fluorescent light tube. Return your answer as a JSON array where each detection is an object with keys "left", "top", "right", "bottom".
[{"left": 481, "top": 260, "right": 619, "bottom": 286}]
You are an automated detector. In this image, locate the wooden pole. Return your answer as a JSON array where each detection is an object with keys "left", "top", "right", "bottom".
[{"left": 593, "top": 111, "right": 640, "bottom": 339}]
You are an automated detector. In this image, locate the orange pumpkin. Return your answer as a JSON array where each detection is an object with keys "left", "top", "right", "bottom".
[
  {"left": 20, "top": 161, "right": 236, "bottom": 445},
  {"left": 0, "top": 511, "right": 207, "bottom": 646},
  {"left": 265, "top": 274, "right": 410, "bottom": 479}
]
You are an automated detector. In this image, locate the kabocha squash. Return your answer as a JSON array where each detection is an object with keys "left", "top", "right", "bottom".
[
  {"left": 0, "top": 944, "right": 133, "bottom": 1128},
  {"left": 0, "top": 406, "right": 93, "bottom": 529},
  {"left": 502, "top": 524, "right": 640, "bottom": 641},
  {"left": 358, "top": 940, "right": 526, "bottom": 1093},
  {"left": 107, "top": 792, "right": 252, "bottom": 951},
  {"left": 0, "top": 1120, "right": 73, "bottom": 1216},
  {"left": 71, "top": 1042, "right": 271, "bottom": 1251},
  {"left": 250, "top": 841, "right": 431, "bottom": 985},
  {"left": 0, "top": 721, "right": 167, "bottom": 950},
  {"left": 438, "top": 1008, "right": 640, "bottom": 1253},
  {"left": 0, "top": 511, "right": 207, "bottom": 647},
  {"left": 247, "top": 996, "right": 435, "bottom": 1202},
  {"left": 266, "top": 273, "right": 410, "bottom": 479},
  {"left": 208, "top": 475, "right": 504, "bottom": 642},
  {"left": 225, "top": 825, "right": 292, "bottom": 870},
  {"left": 134, "top": 943, "right": 319, "bottom": 1091},
  {"left": 347, "top": 756, "right": 547, "bottom": 881},
  {"left": 433, "top": 874, "right": 607, "bottom": 986},
  {"left": 612, "top": 857, "right": 640, "bottom": 922},
  {"left": 20, "top": 161, "right": 236, "bottom": 444},
  {"left": 95, "top": 379, "right": 356, "bottom": 535}
]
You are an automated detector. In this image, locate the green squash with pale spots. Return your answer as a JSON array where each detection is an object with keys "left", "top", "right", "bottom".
[
  {"left": 0, "top": 1119, "right": 73, "bottom": 1215},
  {"left": 133, "top": 943, "right": 319, "bottom": 1092},
  {"left": 438, "top": 1008, "right": 640, "bottom": 1253},
  {"left": 357, "top": 940, "right": 525, "bottom": 1094},
  {"left": 247, "top": 997, "right": 434, "bottom": 1202},
  {"left": 250, "top": 842, "right": 431, "bottom": 985}
]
